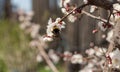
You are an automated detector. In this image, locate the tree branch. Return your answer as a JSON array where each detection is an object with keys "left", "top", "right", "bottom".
[
  {"left": 60, "top": 5, "right": 114, "bottom": 25},
  {"left": 37, "top": 43, "right": 59, "bottom": 72},
  {"left": 82, "top": 10, "right": 114, "bottom": 25}
]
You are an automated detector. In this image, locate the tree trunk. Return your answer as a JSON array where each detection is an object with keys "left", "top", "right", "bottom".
[{"left": 4, "top": 0, "right": 11, "bottom": 19}]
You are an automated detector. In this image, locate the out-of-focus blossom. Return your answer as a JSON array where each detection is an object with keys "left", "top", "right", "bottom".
[
  {"left": 90, "top": 6, "right": 97, "bottom": 13},
  {"left": 20, "top": 21, "right": 31, "bottom": 30},
  {"left": 68, "top": 15, "right": 77, "bottom": 22},
  {"left": 102, "top": 34, "right": 106, "bottom": 39},
  {"left": 60, "top": 0, "right": 78, "bottom": 22},
  {"left": 25, "top": 11, "right": 34, "bottom": 21},
  {"left": 113, "top": 3, "right": 120, "bottom": 12},
  {"left": 71, "top": 54, "right": 83, "bottom": 64},
  {"left": 60, "top": 0, "right": 71, "bottom": 11},
  {"left": 85, "top": 46, "right": 107, "bottom": 71},
  {"left": 85, "top": 48, "right": 95, "bottom": 56},
  {"left": 36, "top": 54, "right": 43, "bottom": 62},
  {"left": 98, "top": 21, "right": 107, "bottom": 31},
  {"left": 94, "top": 47, "right": 107, "bottom": 57},
  {"left": 109, "top": 48, "right": 120, "bottom": 68},
  {"left": 83, "top": 0, "right": 88, "bottom": 4},
  {"left": 18, "top": 10, "right": 34, "bottom": 22},
  {"left": 89, "top": 42, "right": 95, "bottom": 47},
  {"left": 18, "top": 15, "right": 25, "bottom": 22},
  {"left": 43, "top": 36, "right": 53, "bottom": 42},
  {"left": 29, "top": 40, "right": 39, "bottom": 48},
  {"left": 63, "top": 51, "right": 72, "bottom": 61},
  {"left": 61, "top": 8, "right": 69, "bottom": 14},
  {"left": 110, "top": 14, "right": 120, "bottom": 22},
  {"left": 17, "top": 9, "right": 25, "bottom": 16},
  {"left": 30, "top": 24, "right": 40, "bottom": 38},
  {"left": 63, "top": 0, "right": 71, "bottom": 8},
  {"left": 111, "top": 3, "right": 120, "bottom": 21},
  {"left": 27, "top": 11, "right": 34, "bottom": 17},
  {"left": 48, "top": 49, "right": 60, "bottom": 64},
  {"left": 79, "top": 63, "right": 93, "bottom": 72},
  {"left": 106, "top": 30, "right": 113, "bottom": 43},
  {"left": 25, "top": 16, "right": 33, "bottom": 21}
]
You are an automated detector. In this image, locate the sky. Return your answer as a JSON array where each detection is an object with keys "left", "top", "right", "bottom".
[{"left": 11, "top": 0, "right": 32, "bottom": 12}]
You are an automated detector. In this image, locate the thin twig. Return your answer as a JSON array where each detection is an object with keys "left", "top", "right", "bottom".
[
  {"left": 37, "top": 43, "right": 59, "bottom": 72},
  {"left": 82, "top": 10, "right": 114, "bottom": 25},
  {"left": 60, "top": 8, "right": 76, "bottom": 22},
  {"left": 59, "top": 6, "right": 114, "bottom": 25},
  {"left": 106, "top": 42, "right": 115, "bottom": 55}
]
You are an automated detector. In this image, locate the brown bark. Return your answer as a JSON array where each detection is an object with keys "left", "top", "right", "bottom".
[{"left": 4, "top": 0, "right": 12, "bottom": 19}]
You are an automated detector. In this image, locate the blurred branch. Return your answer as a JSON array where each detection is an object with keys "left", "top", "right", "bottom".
[
  {"left": 82, "top": 10, "right": 114, "bottom": 25},
  {"left": 60, "top": 6, "right": 114, "bottom": 25},
  {"left": 37, "top": 43, "right": 59, "bottom": 72}
]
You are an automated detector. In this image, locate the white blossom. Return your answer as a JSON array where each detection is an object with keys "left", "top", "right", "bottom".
[
  {"left": 63, "top": 0, "right": 71, "bottom": 8},
  {"left": 43, "top": 36, "right": 53, "bottom": 42},
  {"left": 25, "top": 15, "right": 33, "bottom": 21},
  {"left": 18, "top": 15, "right": 25, "bottom": 22},
  {"left": 20, "top": 21, "right": 31, "bottom": 30},
  {"left": 63, "top": 51, "right": 72, "bottom": 61},
  {"left": 71, "top": 54, "right": 83, "bottom": 64},
  {"left": 106, "top": 30, "right": 113, "bottom": 43},
  {"left": 48, "top": 49, "right": 60, "bottom": 63},
  {"left": 60, "top": 0, "right": 71, "bottom": 8},
  {"left": 61, "top": 8, "right": 69, "bottom": 14},
  {"left": 111, "top": 3, "right": 120, "bottom": 22},
  {"left": 36, "top": 54, "right": 43, "bottom": 62},
  {"left": 30, "top": 24, "right": 40, "bottom": 38},
  {"left": 109, "top": 48, "right": 120, "bottom": 68},
  {"left": 68, "top": 15, "right": 77, "bottom": 22},
  {"left": 90, "top": 6, "right": 97, "bottom": 13},
  {"left": 85, "top": 48, "right": 95, "bottom": 56},
  {"left": 79, "top": 63, "right": 93, "bottom": 72},
  {"left": 98, "top": 21, "right": 107, "bottom": 31},
  {"left": 113, "top": 3, "right": 120, "bottom": 12},
  {"left": 83, "top": 0, "right": 88, "bottom": 4},
  {"left": 64, "top": 0, "right": 71, "bottom": 3},
  {"left": 46, "top": 18, "right": 65, "bottom": 38},
  {"left": 94, "top": 47, "right": 107, "bottom": 57},
  {"left": 102, "top": 34, "right": 106, "bottom": 39}
]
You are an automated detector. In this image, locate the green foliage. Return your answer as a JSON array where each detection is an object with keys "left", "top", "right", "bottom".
[
  {"left": 0, "top": 20, "right": 65, "bottom": 72},
  {"left": 0, "top": 20, "right": 36, "bottom": 72},
  {"left": 0, "top": 59, "right": 7, "bottom": 72},
  {"left": 37, "top": 62, "right": 65, "bottom": 72}
]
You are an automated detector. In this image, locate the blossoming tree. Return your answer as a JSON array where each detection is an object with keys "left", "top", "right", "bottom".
[
  {"left": 18, "top": 0, "right": 120, "bottom": 72},
  {"left": 43, "top": 0, "right": 120, "bottom": 72}
]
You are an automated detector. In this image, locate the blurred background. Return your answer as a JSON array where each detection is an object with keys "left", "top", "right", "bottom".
[{"left": 0, "top": 0, "right": 109, "bottom": 72}]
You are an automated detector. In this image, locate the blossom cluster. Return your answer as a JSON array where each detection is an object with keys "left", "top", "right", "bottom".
[
  {"left": 17, "top": 9, "right": 46, "bottom": 63},
  {"left": 18, "top": 0, "right": 120, "bottom": 71},
  {"left": 17, "top": 10, "right": 120, "bottom": 71},
  {"left": 111, "top": 3, "right": 120, "bottom": 22},
  {"left": 43, "top": 18, "right": 66, "bottom": 41},
  {"left": 60, "top": 0, "right": 78, "bottom": 22},
  {"left": 18, "top": 9, "right": 40, "bottom": 38},
  {"left": 63, "top": 51, "right": 83, "bottom": 64},
  {"left": 109, "top": 48, "right": 120, "bottom": 68}
]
